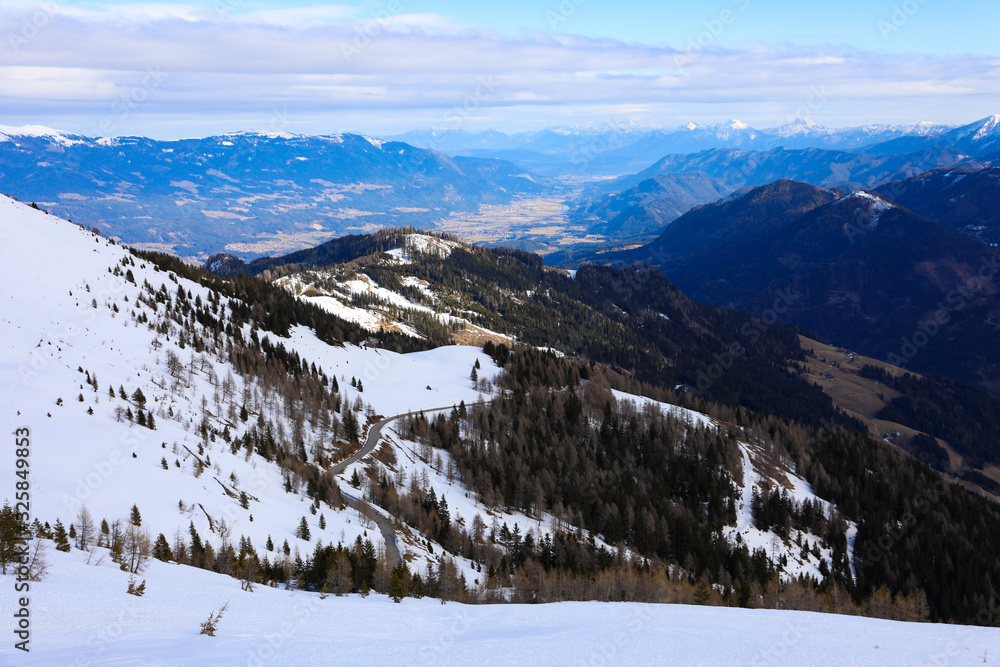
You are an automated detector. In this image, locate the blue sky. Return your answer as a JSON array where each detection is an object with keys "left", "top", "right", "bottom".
[{"left": 1, "top": 0, "right": 998, "bottom": 137}]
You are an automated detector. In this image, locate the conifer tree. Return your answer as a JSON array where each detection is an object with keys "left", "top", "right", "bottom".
[
  {"left": 189, "top": 522, "right": 204, "bottom": 559},
  {"left": 130, "top": 504, "right": 142, "bottom": 526},
  {"left": 0, "top": 502, "right": 29, "bottom": 574},
  {"left": 53, "top": 519, "right": 71, "bottom": 552},
  {"left": 152, "top": 533, "right": 173, "bottom": 561},
  {"left": 297, "top": 517, "right": 311, "bottom": 541}
]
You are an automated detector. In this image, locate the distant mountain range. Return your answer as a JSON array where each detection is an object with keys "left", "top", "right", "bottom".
[
  {"left": 385, "top": 117, "right": 998, "bottom": 175},
  {"left": 599, "top": 179, "right": 1000, "bottom": 389},
  {"left": 591, "top": 146, "right": 988, "bottom": 195},
  {"left": 0, "top": 126, "right": 543, "bottom": 259},
  {"left": 551, "top": 143, "right": 993, "bottom": 254},
  {"left": 866, "top": 115, "right": 1000, "bottom": 156}
]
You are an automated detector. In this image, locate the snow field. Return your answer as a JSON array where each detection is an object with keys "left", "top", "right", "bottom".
[{"left": 5, "top": 543, "right": 998, "bottom": 666}]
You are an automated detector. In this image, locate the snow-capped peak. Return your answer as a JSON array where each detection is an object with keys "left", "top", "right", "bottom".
[
  {"left": 839, "top": 190, "right": 891, "bottom": 208},
  {"left": 0, "top": 124, "right": 89, "bottom": 146},
  {"left": 770, "top": 118, "right": 821, "bottom": 137},
  {"left": 0, "top": 123, "right": 71, "bottom": 138},
  {"left": 836, "top": 191, "right": 893, "bottom": 229},
  {"left": 971, "top": 114, "right": 1000, "bottom": 140},
  {"left": 227, "top": 130, "right": 300, "bottom": 140}
]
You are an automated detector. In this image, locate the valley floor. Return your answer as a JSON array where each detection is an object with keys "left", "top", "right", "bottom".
[{"left": 4, "top": 545, "right": 997, "bottom": 666}]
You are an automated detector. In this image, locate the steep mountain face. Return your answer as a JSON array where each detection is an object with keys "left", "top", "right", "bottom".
[
  {"left": 874, "top": 166, "right": 1000, "bottom": 245},
  {"left": 593, "top": 146, "right": 985, "bottom": 195},
  {"left": 0, "top": 128, "right": 543, "bottom": 259},
  {"left": 865, "top": 115, "right": 1000, "bottom": 156},
  {"left": 569, "top": 171, "right": 732, "bottom": 242},
  {"left": 607, "top": 180, "right": 1000, "bottom": 389}
]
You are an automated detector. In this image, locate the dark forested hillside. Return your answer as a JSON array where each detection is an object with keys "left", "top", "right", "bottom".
[
  {"left": 874, "top": 166, "right": 1000, "bottom": 245},
  {"left": 402, "top": 347, "right": 1000, "bottom": 624},
  {"left": 599, "top": 180, "right": 1000, "bottom": 391},
  {"left": 208, "top": 232, "right": 861, "bottom": 431},
  {"left": 859, "top": 365, "right": 1000, "bottom": 469}
]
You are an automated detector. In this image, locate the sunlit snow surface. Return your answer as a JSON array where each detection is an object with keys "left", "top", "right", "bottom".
[{"left": 11, "top": 545, "right": 998, "bottom": 666}]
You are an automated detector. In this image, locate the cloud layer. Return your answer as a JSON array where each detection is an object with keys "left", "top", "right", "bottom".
[{"left": 1, "top": 1, "right": 998, "bottom": 137}]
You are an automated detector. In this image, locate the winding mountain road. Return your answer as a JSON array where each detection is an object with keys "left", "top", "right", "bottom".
[{"left": 324, "top": 401, "right": 490, "bottom": 567}]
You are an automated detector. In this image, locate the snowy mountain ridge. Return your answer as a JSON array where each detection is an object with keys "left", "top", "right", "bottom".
[{"left": 1, "top": 196, "right": 854, "bottom": 590}]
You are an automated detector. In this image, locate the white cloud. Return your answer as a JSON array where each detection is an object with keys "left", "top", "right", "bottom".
[{"left": 0, "top": 1, "right": 997, "bottom": 136}]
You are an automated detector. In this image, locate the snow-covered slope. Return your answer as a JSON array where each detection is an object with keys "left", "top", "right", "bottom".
[
  {"left": 0, "top": 195, "right": 857, "bottom": 590},
  {"left": 0, "top": 195, "right": 498, "bottom": 572},
  {"left": 13, "top": 544, "right": 998, "bottom": 666},
  {"left": 276, "top": 259, "right": 514, "bottom": 345},
  {"left": 3, "top": 196, "right": 988, "bottom": 663}
]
